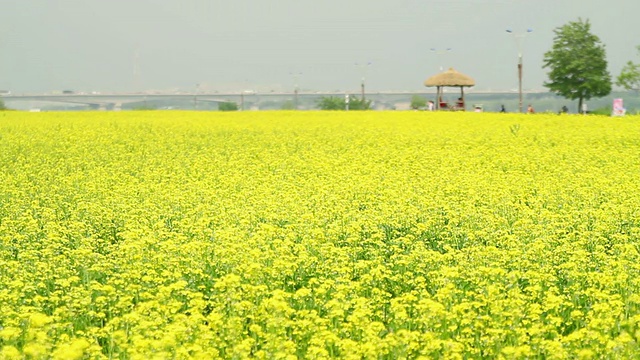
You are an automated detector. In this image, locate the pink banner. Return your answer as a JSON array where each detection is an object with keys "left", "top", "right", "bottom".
[{"left": 613, "top": 98, "right": 625, "bottom": 116}]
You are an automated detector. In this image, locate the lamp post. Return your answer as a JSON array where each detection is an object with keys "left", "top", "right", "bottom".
[
  {"left": 506, "top": 29, "right": 532, "bottom": 113},
  {"left": 355, "top": 62, "right": 372, "bottom": 101},
  {"left": 430, "top": 48, "right": 452, "bottom": 72},
  {"left": 194, "top": 83, "right": 200, "bottom": 110},
  {"left": 240, "top": 90, "right": 254, "bottom": 111},
  {"left": 290, "top": 72, "right": 302, "bottom": 110}
]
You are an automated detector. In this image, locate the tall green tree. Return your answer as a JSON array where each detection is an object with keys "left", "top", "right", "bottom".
[
  {"left": 616, "top": 45, "right": 640, "bottom": 91},
  {"left": 543, "top": 18, "right": 611, "bottom": 113}
]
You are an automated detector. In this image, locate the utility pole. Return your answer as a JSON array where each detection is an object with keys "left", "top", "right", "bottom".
[
  {"left": 506, "top": 29, "right": 533, "bottom": 113},
  {"left": 290, "top": 72, "right": 302, "bottom": 110},
  {"left": 194, "top": 83, "right": 199, "bottom": 110},
  {"left": 355, "top": 62, "right": 372, "bottom": 101}
]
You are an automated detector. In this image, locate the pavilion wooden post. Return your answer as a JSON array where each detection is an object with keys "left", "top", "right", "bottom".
[{"left": 460, "top": 86, "right": 464, "bottom": 111}]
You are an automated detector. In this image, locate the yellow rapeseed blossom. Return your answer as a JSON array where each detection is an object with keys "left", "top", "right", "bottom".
[{"left": 1, "top": 110, "right": 640, "bottom": 358}]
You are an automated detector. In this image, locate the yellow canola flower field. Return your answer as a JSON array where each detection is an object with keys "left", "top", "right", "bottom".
[{"left": 1, "top": 110, "right": 640, "bottom": 359}]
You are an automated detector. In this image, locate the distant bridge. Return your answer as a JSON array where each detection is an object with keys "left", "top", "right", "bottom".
[
  {"left": 0, "top": 93, "right": 238, "bottom": 111},
  {"left": 1, "top": 90, "right": 540, "bottom": 111}
]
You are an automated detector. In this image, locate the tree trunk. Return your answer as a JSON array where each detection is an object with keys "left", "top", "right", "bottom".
[{"left": 578, "top": 97, "right": 583, "bottom": 114}]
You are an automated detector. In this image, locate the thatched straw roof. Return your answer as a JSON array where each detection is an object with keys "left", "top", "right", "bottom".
[{"left": 424, "top": 68, "right": 475, "bottom": 87}]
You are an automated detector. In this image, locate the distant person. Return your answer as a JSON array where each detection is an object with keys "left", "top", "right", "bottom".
[
  {"left": 500, "top": 104, "right": 506, "bottom": 113},
  {"left": 439, "top": 96, "right": 447, "bottom": 110},
  {"left": 428, "top": 100, "right": 435, "bottom": 111},
  {"left": 527, "top": 104, "right": 535, "bottom": 114}
]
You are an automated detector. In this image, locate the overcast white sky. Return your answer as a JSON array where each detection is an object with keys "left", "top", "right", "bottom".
[{"left": 0, "top": 0, "right": 638, "bottom": 93}]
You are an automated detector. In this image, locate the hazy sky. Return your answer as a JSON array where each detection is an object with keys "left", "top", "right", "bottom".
[{"left": 1, "top": 0, "right": 638, "bottom": 93}]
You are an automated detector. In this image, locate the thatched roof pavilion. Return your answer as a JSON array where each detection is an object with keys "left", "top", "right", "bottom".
[{"left": 424, "top": 68, "right": 475, "bottom": 110}]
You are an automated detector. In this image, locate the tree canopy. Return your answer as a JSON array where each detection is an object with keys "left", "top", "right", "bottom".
[
  {"left": 218, "top": 102, "right": 238, "bottom": 111},
  {"left": 616, "top": 45, "right": 640, "bottom": 91},
  {"left": 317, "top": 96, "right": 371, "bottom": 111},
  {"left": 280, "top": 100, "right": 296, "bottom": 110},
  {"left": 543, "top": 18, "right": 611, "bottom": 113},
  {"left": 410, "top": 95, "right": 427, "bottom": 110}
]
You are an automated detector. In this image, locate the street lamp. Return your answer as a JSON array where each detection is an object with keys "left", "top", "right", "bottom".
[
  {"left": 506, "top": 28, "right": 533, "bottom": 113},
  {"left": 290, "top": 72, "right": 302, "bottom": 110},
  {"left": 194, "top": 83, "right": 200, "bottom": 110},
  {"left": 430, "top": 48, "right": 452, "bottom": 72},
  {"left": 355, "top": 62, "right": 372, "bottom": 101}
]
